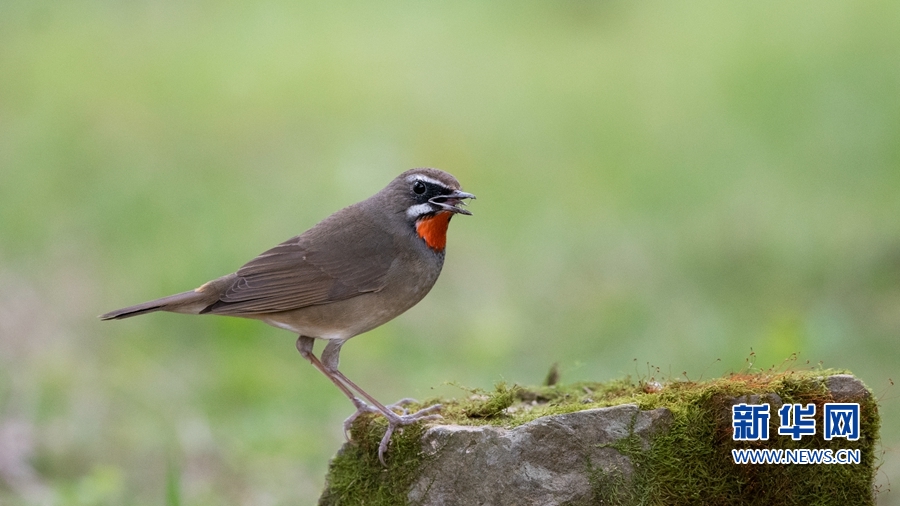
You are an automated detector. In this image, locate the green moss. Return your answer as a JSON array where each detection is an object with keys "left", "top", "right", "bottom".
[
  {"left": 619, "top": 371, "right": 880, "bottom": 505},
  {"left": 319, "top": 415, "right": 430, "bottom": 506},
  {"left": 320, "top": 370, "right": 880, "bottom": 505}
]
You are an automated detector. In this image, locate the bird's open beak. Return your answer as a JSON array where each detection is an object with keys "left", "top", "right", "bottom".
[{"left": 430, "top": 190, "right": 476, "bottom": 215}]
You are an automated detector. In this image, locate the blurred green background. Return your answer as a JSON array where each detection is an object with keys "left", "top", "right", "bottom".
[{"left": 1, "top": 0, "right": 898, "bottom": 504}]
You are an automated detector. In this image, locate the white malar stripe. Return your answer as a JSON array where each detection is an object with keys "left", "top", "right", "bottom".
[
  {"left": 406, "top": 203, "right": 434, "bottom": 219},
  {"left": 406, "top": 174, "right": 447, "bottom": 187}
]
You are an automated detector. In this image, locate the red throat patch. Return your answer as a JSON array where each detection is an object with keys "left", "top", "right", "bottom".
[{"left": 416, "top": 212, "right": 452, "bottom": 251}]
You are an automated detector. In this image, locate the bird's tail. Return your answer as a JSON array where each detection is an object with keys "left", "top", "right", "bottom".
[{"left": 99, "top": 289, "right": 212, "bottom": 320}]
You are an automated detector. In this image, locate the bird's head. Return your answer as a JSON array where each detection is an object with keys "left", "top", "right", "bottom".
[{"left": 382, "top": 168, "right": 475, "bottom": 251}]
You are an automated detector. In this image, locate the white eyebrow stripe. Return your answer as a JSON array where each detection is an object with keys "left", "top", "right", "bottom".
[
  {"left": 406, "top": 174, "right": 447, "bottom": 187},
  {"left": 406, "top": 203, "right": 434, "bottom": 219}
]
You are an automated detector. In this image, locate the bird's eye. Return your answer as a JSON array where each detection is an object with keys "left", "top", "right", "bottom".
[{"left": 413, "top": 181, "right": 426, "bottom": 194}]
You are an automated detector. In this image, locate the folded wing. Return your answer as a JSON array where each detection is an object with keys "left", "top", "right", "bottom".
[{"left": 202, "top": 207, "right": 395, "bottom": 315}]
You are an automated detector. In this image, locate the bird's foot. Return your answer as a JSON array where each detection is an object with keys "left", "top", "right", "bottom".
[
  {"left": 342, "top": 397, "right": 380, "bottom": 440},
  {"left": 377, "top": 403, "right": 443, "bottom": 466},
  {"left": 384, "top": 397, "right": 419, "bottom": 415}
]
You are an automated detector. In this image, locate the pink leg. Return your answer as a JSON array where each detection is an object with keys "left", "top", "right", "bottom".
[{"left": 297, "top": 337, "right": 442, "bottom": 465}]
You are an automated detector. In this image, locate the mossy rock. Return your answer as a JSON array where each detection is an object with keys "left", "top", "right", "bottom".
[{"left": 319, "top": 371, "right": 879, "bottom": 505}]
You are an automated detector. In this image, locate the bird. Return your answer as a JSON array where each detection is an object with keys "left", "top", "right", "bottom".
[{"left": 100, "top": 168, "right": 475, "bottom": 464}]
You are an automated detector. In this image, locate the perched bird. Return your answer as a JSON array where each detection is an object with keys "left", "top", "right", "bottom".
[{"left": 100, "top": 168, "right": 475, "bottom": 464}]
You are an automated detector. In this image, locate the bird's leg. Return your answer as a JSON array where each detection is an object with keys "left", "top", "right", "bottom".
[
  {"left": 295, "top": 336, "right": 378, "bottom": 439},
  {"left": 330, "top": 369, "right": 442, "bottom": 421},
  {"left": 319, "top": 341, "right": 442, "bottom": 420},
  {"left": 320, "top": 340, "right": 442, "bottom": 465}
]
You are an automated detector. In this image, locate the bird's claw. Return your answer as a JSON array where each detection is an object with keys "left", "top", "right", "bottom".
[
  {"left": 342, "top": 397, "right": 379, "bottom": 441},
  {"left": 377, "top": 403, "right": 443, "bottom": 466},
  {"left": 342, "top": 398, "right": 443, "bottom": 465},
  {"left": 385, "top": 397, "right": 419, "bottom": 414}
]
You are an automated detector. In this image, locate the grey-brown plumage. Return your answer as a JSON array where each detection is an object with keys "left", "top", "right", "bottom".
[{"left": 101, "top": 168, "right": 474, "bottom": 464}]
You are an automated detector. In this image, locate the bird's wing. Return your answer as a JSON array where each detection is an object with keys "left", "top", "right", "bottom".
[{"left": 201, "top": 207, "right": 395, "bottom": 315}]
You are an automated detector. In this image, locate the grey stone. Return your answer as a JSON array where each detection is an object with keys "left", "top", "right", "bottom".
[
  {"left": 407, "top": 404, "right": 672, "bottom": 506},
  {"left": 320, "top": 374, "right": 877, "bottom": 505},
  {"left": 826, "top": 374, "right": 870, "bottom": 402}
]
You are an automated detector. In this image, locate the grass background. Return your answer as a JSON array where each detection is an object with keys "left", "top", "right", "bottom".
[{"left": 1, "top": 0, "right": 898, "bottom": 504}]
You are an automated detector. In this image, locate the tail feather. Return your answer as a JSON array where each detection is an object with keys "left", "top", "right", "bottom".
[{"left": 99, "top": 290, "right": 212, "bottom": 320}]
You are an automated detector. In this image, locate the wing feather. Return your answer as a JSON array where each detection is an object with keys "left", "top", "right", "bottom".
[{"left": 202, "top": 206, "right": 395, "bottom": 315}]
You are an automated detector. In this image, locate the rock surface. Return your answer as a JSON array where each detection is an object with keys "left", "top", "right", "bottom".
[
  {"left": 826, "top": 374, "right": 871, "bottom": 402},
  {"left": 409, "top": 404, "right": 671, "bottom": 505},
  {"left": 319, "top": 374, "right": 877, "bottom": 506}
]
